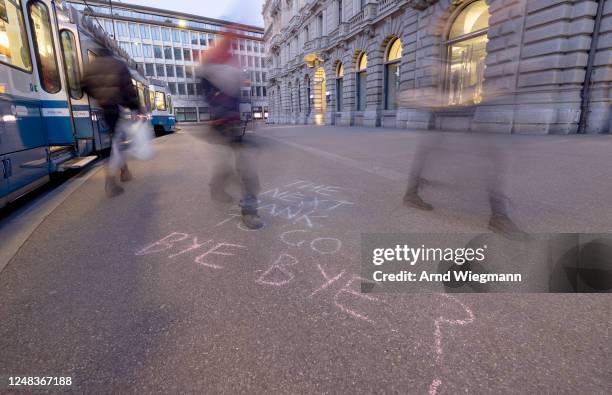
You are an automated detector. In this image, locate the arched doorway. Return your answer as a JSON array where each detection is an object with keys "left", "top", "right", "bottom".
[{"left": 313, "top": 67, "right": 326, "bottom": 125}]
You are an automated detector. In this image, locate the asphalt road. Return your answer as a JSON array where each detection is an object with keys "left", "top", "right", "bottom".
[{"left": 0, "top": 124, "right": 610, "bottom": 393}]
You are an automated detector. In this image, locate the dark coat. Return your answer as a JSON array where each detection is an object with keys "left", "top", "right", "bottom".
[{"left": 81, "top": 55, "right": 140, "bottom": 110}]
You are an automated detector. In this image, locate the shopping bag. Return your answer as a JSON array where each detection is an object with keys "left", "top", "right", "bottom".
[{"left": 121, "top": 119, "right": 155, "bottom": 160}]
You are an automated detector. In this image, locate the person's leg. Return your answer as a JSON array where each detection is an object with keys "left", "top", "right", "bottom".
[
  {"left": 234, "top": 142, "right": 263, "bottom": 229},
  {"left": 103, "top": 106, "right": 124, "bottom": 197},
  {"left": 403, "top": 133, "right": 439, "bottom": 210},
  {"left": 484, "top": 138, "right": 524, "bottom": 236},
  {"left": 208, "top": 131, "right": 234, "bottom": 202}
]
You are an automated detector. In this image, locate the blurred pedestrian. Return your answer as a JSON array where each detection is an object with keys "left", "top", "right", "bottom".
[
  {"left": 403, "top": 132, "right": 524, "bottom": 236},
  {"left": 82, "top": 47, "right": 142, "bottom": 197},
  {"left": 196, "top": 29, "right": 263, "bottom": 230}
]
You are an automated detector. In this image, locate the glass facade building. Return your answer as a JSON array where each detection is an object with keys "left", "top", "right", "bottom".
[{"left": 69, "top": 0, "right": 267, "bottom": 122}]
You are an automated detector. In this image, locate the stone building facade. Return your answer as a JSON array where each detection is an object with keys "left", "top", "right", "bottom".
[{"left": 263, "top": 0, "right": 611, "bottom": 134}]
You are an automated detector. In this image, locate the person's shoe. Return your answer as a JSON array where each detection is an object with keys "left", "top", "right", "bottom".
[
  {"left": 241, "top": 214, "right": 264, "bottom": 229},
  {"left": 211, "top": 190, "right": 233, "bottom": 203},
  {"left": 488, "top": 214, "right": 526, "bottom": 239},
  {"left": 403, "top": 193, "right": 433, "bottom": 211},
  {"left": 105, "top": 177, "right": 124, "bottom": 198},
  {"left": 120, "top": 167, "right": 133, "bottom": 182}
]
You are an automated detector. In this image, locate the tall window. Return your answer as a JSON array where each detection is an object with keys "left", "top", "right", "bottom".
[
  {"left": 129, "top": 23, "right": 139, "bottom": 38},
  {"left": 28, "top": 1, "right": 61, "bottom": 93},
  {"left": 288, "top": 82, "right": 293, "bottom": 113},
  {"left": 356, "top": 53, "right": 367, "bottom": 111},
  {"left": 305, "top": 76, "right": 311, "bottom": 114},
  {"left": 384, "top": 39, "right": 402, "bottom": 110},
  {"left": 145, "top": 63, "right": 155, "bottom": 76},
  {"left": 143, "top": 44, "right": 153, "bottom": 58},
  {"left": 0, "top": 0, "right": 32, "bottom": 71},
  {"left": 336, "top": 63, "right": 344, "bottom": 111},
  {"left": 60, "top": 30, "right": 82, "bottom": 99},
  {"left": 172, "top": 29, "right": 181, "bottom": 43},
  {"left": 447, "top": 0, "right": 489, "bottom": 105},
  {"left": 166, "top": 64, "right": 175, "bottom": 77},
  {"left": 297, "top": 80, "right": 301, "bottom": 112},
  {"left": 140, "top": 25, "right": 150, "bottom": 39},
  {"left": 116, "top": 22, "right": 128, "bottom": 38},
  {"left": 151, "top": 26, "right": 161, "bottom": 40},
  {"left": 173, "top": 47, "right": 182, "bottom": 60},
  {"left": 154, "top": 45, "right": 163, "bottom": 59},
  {"left": 161, "top": 28, "right": 171, "bottom": 42},
  {"left": 338, "top": 0, "right": 343, "bottom": 24}
]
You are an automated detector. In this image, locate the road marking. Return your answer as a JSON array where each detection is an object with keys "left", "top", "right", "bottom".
[{"left": 261, "top": 135, "right": 407, "bottom": 182}]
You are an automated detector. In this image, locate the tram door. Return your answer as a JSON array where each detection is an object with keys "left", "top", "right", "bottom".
[
  {"left": 59, "top": 25, "right": 95, "bottom": 155},
  {"left": 0, "top": 0, "right": 49, "bottom": 205},
  {"left": 26, "top": 0, "right": 75, "bottom": 146}
]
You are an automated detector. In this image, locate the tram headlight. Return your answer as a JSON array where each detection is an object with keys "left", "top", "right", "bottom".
[{"left": 2, "top": 115, "right": 17, "bottom": 122}]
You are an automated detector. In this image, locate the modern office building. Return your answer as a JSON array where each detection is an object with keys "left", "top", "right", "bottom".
[
  {"left": 69, "top": 0, "right": 268, "bottom": 122},
  {"left": 264, "top": 0, "right": 610, "bottom": 134}
]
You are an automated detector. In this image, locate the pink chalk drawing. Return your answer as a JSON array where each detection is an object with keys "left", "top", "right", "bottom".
[
  {"left": 429, "top": 293, "right": 476, "bottom": 394},
  {"left": 135, "top": 232, "right": 189, "bottom": 256},
  {"left": 255, "top": 254, "right": 299, "bottom": 286},
  {"left": 168, "top": 237, "right": 213, "bottom": 259},
  {"left": 195, "top": 242, "right": 247, "bottom": 269}
]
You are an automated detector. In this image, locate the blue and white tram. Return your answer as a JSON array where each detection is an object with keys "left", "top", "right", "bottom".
[
  {"left": 0, "top": 0, "right": 151, "bottom": 208},
  {"left": 148, "top": 82, "right": 176, "bottom": 134},
  {"left": 0, "top": 0, "right": 90, "bottom": 208}
]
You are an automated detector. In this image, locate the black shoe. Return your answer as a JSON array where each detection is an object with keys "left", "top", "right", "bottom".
[
  {"left": 403, "top": 193, "right": 433, "bottom": 211},
  {"left": 488, "top": 214, "right": 526, "bottom": 239},
  {"left": 105, "top": 177, "right": 124, "bottom": 198},
  {"left": 241, "top": 214, "right": 264, "bottom": 229},
  {"left": 120, "top": 167, "right": 133, "bottom": 182}
]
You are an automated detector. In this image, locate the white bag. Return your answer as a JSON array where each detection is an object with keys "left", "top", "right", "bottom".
[{"left": 122, "top": 119, "right": 155, "bottom": 161}]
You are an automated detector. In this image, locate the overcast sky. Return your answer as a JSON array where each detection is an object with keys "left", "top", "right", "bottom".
[{"left": 116, "top": 0, "right": 265, "bottom": 27}]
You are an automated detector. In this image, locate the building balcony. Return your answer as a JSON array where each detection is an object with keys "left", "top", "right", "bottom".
[
  {"left": 378, "top": 0, "right": 402, "bottom": 14},
  {"left": 303, "top": 36, "right": 328, "bottom": 53},
  {"left": 268, "top": 66, "right": 282, "bottom": 80},
  {"left": 348, "top": 10, "right": 365, "bottom": 25},
  {"left": 288, "top": 14, "right": 301, "bottom": 33}
]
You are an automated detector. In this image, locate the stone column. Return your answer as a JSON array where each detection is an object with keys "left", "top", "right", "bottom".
[
  {"left": 396, "top": 9, "right": 420, "bottom": 129},
  {"left": 364, "top": 37, "right": 383, "bottom": 127}
]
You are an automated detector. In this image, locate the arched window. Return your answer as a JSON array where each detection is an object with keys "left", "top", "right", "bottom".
[
  {"left": 297, "top": 79, "right": 301, "bottom": 113},
  {"left": 305, "top": 75, "right": 311, "bottom": 114},
  {"left": 447, "top": 0, "right": 489, "bottom": 105},
  {"left": 336, "top": 63, "right": 344, "bottom": 112},
  {"left": 384, "top": 39, "right": 402, "bottom": 110},
  {"left": 356, "top": 52, "right": 367, "bottom": 111}
]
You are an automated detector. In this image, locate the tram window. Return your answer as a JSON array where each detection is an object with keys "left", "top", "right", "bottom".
[
  {"left": 87, "top": 49, "right": 96, "bottom": 62},
  {"left": 28, "top": 1, "right": 61, "bottom": 93},
  {"left": 0, "top": 0, "right": 32, "bottom": 71},
  {"left": 154, "top": 91, "right": 166, "bottom": 111},
  {"left": 60, "top": 30, "right": 82, "bottom": 99},
  {"left": 137, "top": 84, "right": 146, "bottom": 110},
  {"left": 167, "top": 95, "right": 172, "bottom": 113}
]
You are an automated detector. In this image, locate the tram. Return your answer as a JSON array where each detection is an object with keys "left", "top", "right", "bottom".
[
  {"left": 148, "top": 81, "right": 176, "bottom": 134},
  {"left": 0, "top": 0, "right": 166, "bottom": 208}
]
